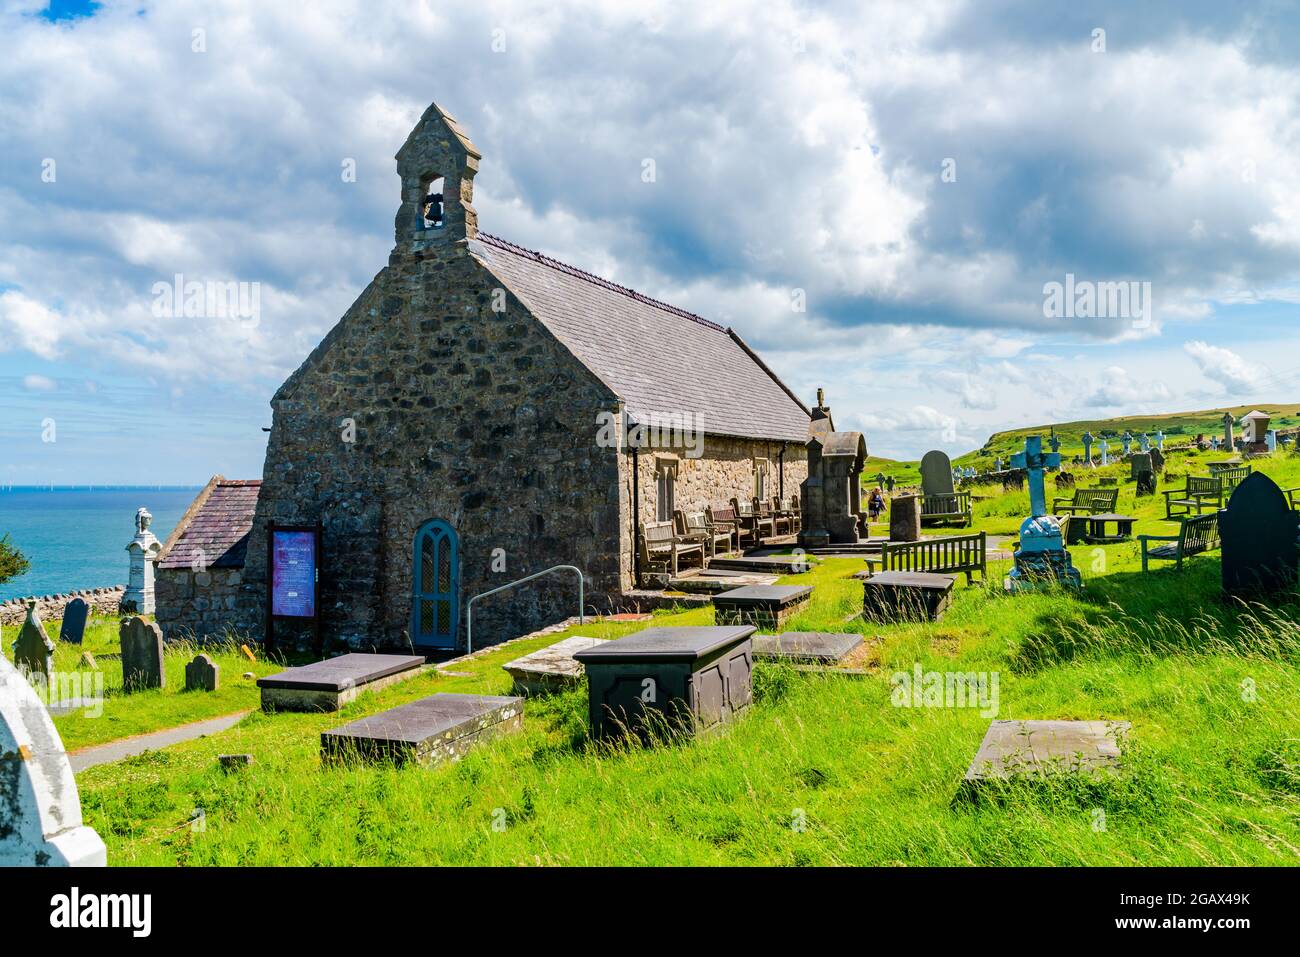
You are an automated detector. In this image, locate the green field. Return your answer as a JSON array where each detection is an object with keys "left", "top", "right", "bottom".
[{"left": 18, "top": 445, "right": 1297, "bottom": 866}]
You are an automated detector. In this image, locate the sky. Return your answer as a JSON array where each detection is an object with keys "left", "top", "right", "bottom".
[{"left": 2, "top": 0, "right": 1300, "bottom": 484}]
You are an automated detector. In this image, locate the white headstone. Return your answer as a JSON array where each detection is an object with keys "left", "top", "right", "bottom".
[
  {"left": 0, "top": 653, "right": 107, "bottom": 866},
  {"left": 123, "top": 506, "right": 161, "bottom": 615}
]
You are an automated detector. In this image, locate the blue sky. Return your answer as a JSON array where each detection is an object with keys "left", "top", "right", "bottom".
[{"left": 3, "top": 0, "right": 1300, "bottom": 484}]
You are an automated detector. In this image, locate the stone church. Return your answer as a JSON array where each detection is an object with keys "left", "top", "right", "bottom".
[{"left": 158, "top": 102, "right": 811, "bottom": 653}]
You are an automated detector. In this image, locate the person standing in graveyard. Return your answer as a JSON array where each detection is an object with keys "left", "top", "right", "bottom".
[{"left": 868, "top": 486, "right": 887, "bottom": 523}]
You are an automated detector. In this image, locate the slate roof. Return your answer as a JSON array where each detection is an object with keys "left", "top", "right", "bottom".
[
  {"left": 157, "top": 479, "right": 261, "bottom": 570},
  {"left": 470, "top": 233, "right": 811, "bottom": 443}
]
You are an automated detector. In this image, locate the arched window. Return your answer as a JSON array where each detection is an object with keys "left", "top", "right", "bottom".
[{"left": 411, "top": 519, "right": 458, "bottom": 649}]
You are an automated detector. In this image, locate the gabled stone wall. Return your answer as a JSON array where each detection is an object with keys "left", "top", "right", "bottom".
[{"left": 236, "top": 238, "right": 624, "bottom": 652}]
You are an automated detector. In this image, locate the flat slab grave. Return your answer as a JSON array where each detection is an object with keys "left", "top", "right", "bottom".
[
  {"left": 707, "top": 554, "right": 816, "bottom": 574},
  {"left": 258, "top": 653, "right": 426, "bottom": 712},
  {"left": 964, "top": 720, "right": 1131, "bottom": 786},
  {"left": 573, "top": 626, "right": 755, "bottom": 741},
  {"left": 503, "top": 636, "right": 607, "bottom": 695},
  {"left": 713, "top": 584, "right": 813, "bottom": 629},
  {"left": 861, "top": 571, "right": 955, "bottom": 622},
  {"left": 750, "top": 631, "right": 863, "bottom": 665},
  {"left": 669, "top": 568, "right": 779, "bottom": 594},
  {"left": 321, "top": 693, "right": 524, "bottom": 768}
]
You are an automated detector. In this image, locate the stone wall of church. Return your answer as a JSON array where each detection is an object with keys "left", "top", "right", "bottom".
[
  {"left": 618, "top": 436, "right": 808, "bottom": 588},
  {"left": 232, "top": 238, "right": 625, "bottom": 653},
  {"left": 154, "top": 568, "right": 245, "bottom": 642}
]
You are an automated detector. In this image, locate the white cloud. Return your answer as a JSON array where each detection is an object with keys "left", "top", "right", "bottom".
[
  {"left": 22, "top": 373, "right": 56, "bottom": 391},
  {"left": 1183, "top": 340, "right": 1265, "bottom": 395}
]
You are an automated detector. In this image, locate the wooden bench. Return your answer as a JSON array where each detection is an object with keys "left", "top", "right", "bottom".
[
  {"left": 758, "top": 498, "right": 791, "bottom": 536},
  {"left": 1162, "top": 475, "right": 1223, "bottom": 519},
  {"left": 864, "top": 531, "right": 987, "bottom": 584},
  {"left": 1216, "top": 465, "right": 1252, "bottom": 494},
  {"left": 919, "top": 491, "right": 973, "bottom": 527},
  {"left": 775, "top": 497, "right": 801, "bottom": 533},
  {"left": 639, "top": 520, "right": 704, "bottom": 577},
  {"left": 706, "top": 504, "right": 744, "bottom": 548},
  {"left": 1138, "top": 513, "right": 1221, "bottom": 571},
  {"left": 675, "top": 509, "right": 734, "bottom": 557},
  {"left": 732, "top": 498, "right": 775, "bottom": 543},
  {"left": 1051, "top": 487, "right": 1119, "bottom": 515}
]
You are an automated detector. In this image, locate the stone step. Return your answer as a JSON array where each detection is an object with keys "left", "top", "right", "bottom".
[{"left": 321, "top": 693, "right": 524, "bottom": 767}]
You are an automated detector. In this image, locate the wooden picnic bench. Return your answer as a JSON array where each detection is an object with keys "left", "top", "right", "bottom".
[
  {"left": 758, "top": 498, "right": 791, "bottom": 536},
  {"left": 1138, "top": 512, "right": 1221, "bottom": 572},
  {"left": 864, "top": 531, "right": 987, "bottom": 584},
  {"left": 919, "top": 491, "right": 973, "bottom": 527},
  {"left": 675, "top": 509, "right": 734, "bottom": 557},
  {"left": 732, "top": 497, "right": 775, "bottom": 543},
  {"left": 1162, "top": 475, "right": 1223, "bottom": 519},
  {"left": 1051, "top": 486, "right": 1119, "bottom": 516},
  {"left": 638, "top": 520, "right": 704, "bottom": 578},
  {"left": 772, "top": 497, "right": 800, "bottom": 534}
]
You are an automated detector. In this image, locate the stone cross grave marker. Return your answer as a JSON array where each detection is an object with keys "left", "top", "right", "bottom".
[
  {"left": 120, "top": 616, "right": 166, "bottom": 691},
  {"left": 1139, "top": 433, "right": 1150, "bottom": 452},
  {"left": 1122, "top": 431, "right": 1132, "bottom": 454},
  {"left": 1081, "top": 431, "right": 1094, "bottom": 467},
  {"left": 1155, "top": 429, "right": 1165, "bottom": 451},
  {"left": 1048, "top": 431, "right": 1060, "bottom": 454},
  {"left": 0, "top": 653, "right": 107, "bottom": 866},
  {"left": 1221, "top": 472, "right": 1299, "bottom": 599},
  {"left": 59, "top": 597, "right": 89, "bottom": 645},
  {"left": 1222, "top": 412, "right": 1235, "bottom": 450},
  {"left": 14, "top": 603, "right": 54, "bottom": 684},
  {"left": 1006, "top": 435, "right": 1082, "bottom": 591},
  {"left": 184, "top": 653, "right": 220, "bottom": 692},
  {"left": 1099, "top": 439, "right": 1109, "bottom": 465}
]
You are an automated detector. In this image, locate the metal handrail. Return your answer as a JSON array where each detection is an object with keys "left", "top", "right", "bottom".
[{"left": 465, "top": 564, "right": 585, "bottom": 655}]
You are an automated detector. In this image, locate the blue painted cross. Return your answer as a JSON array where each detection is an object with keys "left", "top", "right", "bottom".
[{"left": 1011, "top": 435, "right": 1060, "bottom": 518}]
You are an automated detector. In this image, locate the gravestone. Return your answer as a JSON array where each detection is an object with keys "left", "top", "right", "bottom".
[
  {"left": 750, "top": 632, "right": 863, "bottom": 665},
  {"left": 184, "top": 653, "right": 220, "bottom": 692},
  {"left": 1266, "top": 430, "right": 1277, "bottom": 453},
  {"left": 258, "top": 653, "right": 425, "bottom": 712},
  {"left": 573, "top": 626, "right": 755, "bottom": 741},
  {"left": 889, "top": 494, "right": 922, "bottom": 542},
  {"left": 122, "top": 507, "right": 161, "bottom": 614},
  {"left": 1, "top": 653, "right": 107, "bottom": 865},
  {"left": 884, "top": 475, "right": 896, "bottom": 492},
  {"left": 503, "top": 636, "right": 606, "bottom": 695},
  {"left": 920, "top": 450, "right": 957, "bottom": 498},
  {"left": 59, "top": 597, "right": 89, "bottom": 645},
  {"left": 1221, "top": 472, "right": 1299, "bottom": 599},
  {"left": 964, "top": 720, "right": 1129, "bottom": 786},
  {"left": 1222, "top": 411, "right": 1235, "bottom": 451},
  {"left": 1138, "top": 433, "right": 1150, "bottom": 452},
  {"left": 13, "top": 604, "right": 55, "bottom": 683},
  {"left": 994, "top": 457, "right": 1003, "bottom": 472},
  {"left": 1006, "top": 435, "right": 1082, "bottom": 592},
  {"left": 1211, "top": 436, "right": 1221, "bottom": 451},
  {"left": 1122, "top": 431, "right": 1132, "bottom": 455},
  {"left": 119, "top": 616, "right": 166, "bottom": 691},
  {"left": 321, "top": 693, "right": 524, "bottom": 767},
  {"left": 799, "top": 429, "right": 868, "bottom": 548},
  {"left": 1155, "top": 429, "right": 1165, "bottom": 451},
  {"left": 1130, "top": 452, "right": 1156, "bottom": 496},
  {"left": 1081, "top": 431, "right": 1094, "bottom": 467},
  {"left": 1098, "top": 439, "right": 1109, "bottom": 466},
  {"left": 1148, "top": 447, "right": 1165, "bottom": 474},
  {"left": 1054, "top": 471, "right": 1075, "bottom": 489},
  {"left": 1048, "top": 431, "right": 1060, "bottom": 454},
  {"left": 713, "top": 584, "right": 812, "bottom": 630}
]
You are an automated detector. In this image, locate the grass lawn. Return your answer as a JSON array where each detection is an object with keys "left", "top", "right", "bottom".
[{"left": 33, "top": 450, "right": 1300, "bottom": 865}]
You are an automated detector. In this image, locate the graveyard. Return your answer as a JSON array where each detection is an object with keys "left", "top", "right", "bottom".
[{"left": 6, "top": 439, "right": 1296, "bottom": 866}]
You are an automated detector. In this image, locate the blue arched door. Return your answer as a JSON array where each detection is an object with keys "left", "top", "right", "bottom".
[{"left": 411, "top": 519, "right": 459, "bottom": 650}]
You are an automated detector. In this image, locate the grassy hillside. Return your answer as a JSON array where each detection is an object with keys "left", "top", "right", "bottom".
[{"left": 956, "top": 403, "right": 1300, "bottom": 471}]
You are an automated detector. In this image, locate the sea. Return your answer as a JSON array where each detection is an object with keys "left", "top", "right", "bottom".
[{"left": 0, "top": 487, "right": 202, "bottom": 602}]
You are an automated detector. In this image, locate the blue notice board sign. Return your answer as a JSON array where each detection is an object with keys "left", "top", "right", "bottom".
[{"left": 270, "top": 528, "right": 318, "bottom": 618}]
